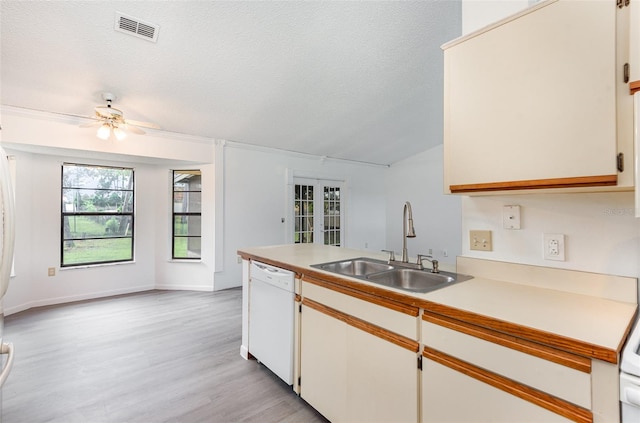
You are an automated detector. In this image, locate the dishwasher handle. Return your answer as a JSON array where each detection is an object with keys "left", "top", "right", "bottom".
[
  {"left": 253, "top": 262, "right": 294, "bottom": 276},
  {"left": 251, "top": 262, "right": 295, "bottom": 291},
  {"left": 253, "top": 263, "right": 282, "bottom": 273}
]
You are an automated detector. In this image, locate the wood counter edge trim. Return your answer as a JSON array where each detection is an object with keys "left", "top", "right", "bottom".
[
  {"left": 237, "top": 252, "right": 421, "bottom": 314},
  {"left": 423, "top": 311, "right": 591, "bottom": 373},
  {"left": 630, "top": 80, "right": 640, "bottom": 95},
  {"left": 450, "top": 175, "right": 617, "bottom": 193},
  {"left": 419, "top": 301, "right": 618, "bottom": 364},
  {"left": 302, "top": 274, "right": 420, "bottom": 317},
  {"left": 422, "top": 347, "right": 593, "bottom": 423},
  {"left": 239, "top": 252, "right": 620, "bottom": 363},
  {"left": 303, "top": 298, "right": 419, "bottom": 353}
]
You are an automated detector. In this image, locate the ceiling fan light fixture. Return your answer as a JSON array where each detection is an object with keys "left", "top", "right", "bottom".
[
  {"left": 97, "top": 123, "right": 111, "bottom": 140},
  {"left": 113, "top": 126, "right": 127, "bottom": 141}
]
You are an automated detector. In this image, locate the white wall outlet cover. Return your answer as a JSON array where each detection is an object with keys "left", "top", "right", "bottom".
[
  {"left": 543, "top": 233, "right": 565, "bottom": 261},
  {"left": 503, "top": 205, "right": 521, "bottom": 229}
]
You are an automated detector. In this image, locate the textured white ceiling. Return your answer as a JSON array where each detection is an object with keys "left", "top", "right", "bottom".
[{"left": 1, "top": 1, "right": 461, "bottom": 165}]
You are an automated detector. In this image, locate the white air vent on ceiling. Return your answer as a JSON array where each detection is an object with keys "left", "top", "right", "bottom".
[{"left": 114, "top": 12, "right": 159, "bottom": 43}]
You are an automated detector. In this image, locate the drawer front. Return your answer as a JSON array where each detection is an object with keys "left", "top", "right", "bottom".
[
  {"left": 302, "top": 280, "right": 417, "bottom": 340},
  {"left": 422, "top": 320, "right": 591, "bottom": 408},
  {"left": 422, "top": 357, "right": 574, "bottom": 423}
]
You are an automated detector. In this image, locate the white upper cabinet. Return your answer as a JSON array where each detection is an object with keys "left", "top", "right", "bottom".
[
  {"left": 443, "top": 0, "right": 634, "bottom": 194},
  {"left": 631, "top": 0, "right": 640, "bottom": 86}
]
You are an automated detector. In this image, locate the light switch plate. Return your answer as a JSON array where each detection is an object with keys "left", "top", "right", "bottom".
[
  {"left": 503, "top": 205, "right": 521, "bottom": 229},
  {"left": 470, "top": 230, "right": 492, "bottom": 251}
]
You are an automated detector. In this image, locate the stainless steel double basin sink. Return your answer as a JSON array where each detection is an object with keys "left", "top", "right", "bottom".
[{"left": 310, "top": 257, "right": 473, "bottom": 293}]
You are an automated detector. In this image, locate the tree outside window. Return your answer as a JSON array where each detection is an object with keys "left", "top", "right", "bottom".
[
  {"left": 61, "top": 163, "right": 134, "bottom": 267},
  {"left": 172, "top": 170, "right": 201, "bottom": 259}
]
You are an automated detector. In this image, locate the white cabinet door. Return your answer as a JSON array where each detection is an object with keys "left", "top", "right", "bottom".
[
  {"left": 346, "top": 327, "right": 418, "bottom": 423},
  {"left": 422, "top": 358, "right": 572, "bottom": 423},
  {"left": 443, "top": 0, "right": 632, "bottom": 193},
  {"left": 299, "top": 304, "right": 348, "bottom": 422},
  {"left": 630, "top": 0, "right": 639, "bottom": 83},
  {"left": 300, "top": 301, "right": 419, "bottom": 423}
]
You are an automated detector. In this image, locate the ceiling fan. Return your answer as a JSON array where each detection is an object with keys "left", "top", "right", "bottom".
[{"left": 81, "top": 93, "right": 159, "bottom": 140}]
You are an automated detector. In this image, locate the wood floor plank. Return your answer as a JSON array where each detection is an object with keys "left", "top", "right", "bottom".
[{"left": 2, "top": 289, "right": 327, "bottom": 423}]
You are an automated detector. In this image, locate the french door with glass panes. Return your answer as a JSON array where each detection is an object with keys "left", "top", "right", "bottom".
[{"left": 293, "top": 179, "right": 343, "bottom": 246}]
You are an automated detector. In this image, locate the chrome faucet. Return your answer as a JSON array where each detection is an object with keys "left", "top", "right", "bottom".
[{"left": 402, "top": 201, "right": 416, "bottom": 263}]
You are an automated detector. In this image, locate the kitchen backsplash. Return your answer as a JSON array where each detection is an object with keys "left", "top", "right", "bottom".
[{"left": 461, "top": 192, "right": 639, "bottom": 279}]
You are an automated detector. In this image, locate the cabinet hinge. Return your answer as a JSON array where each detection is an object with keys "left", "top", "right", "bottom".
[
  {"left": 298, "top": 376, "right": 301, "bottom": 386},
  {"left": 617, "top": 0, "right": 630, "bottom": 9},
  {"left": 618, "top": 153, "right": 625, "bottom": 172},
  {"left": 299, "top": 304, "right": 302, "bottom": 313},
  {"left": 624, "top": 63, "right": 630, "bottom": 84},
  {"left": 418, "top": 355, "right": 423, "bottom": 371}
]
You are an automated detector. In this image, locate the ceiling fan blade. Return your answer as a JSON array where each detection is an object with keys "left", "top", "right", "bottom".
[
  {"left": 124, "top": 119, "right": 160, "bottom": 130},
  {"left": 121, "top": 124, "right": 146, "bottom": 135}
]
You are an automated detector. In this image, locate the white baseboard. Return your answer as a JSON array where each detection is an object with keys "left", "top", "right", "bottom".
[
  {"left": 240, "top": 344, "right": 249, "bottom": 360},
  {"left": 3, "top": 285, "right": 155, "bottom": 316},
  {"left": 154, "top": 284, "right": 214, "bottom": 292}
]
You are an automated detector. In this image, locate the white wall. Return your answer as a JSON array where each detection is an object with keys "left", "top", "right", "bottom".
[
  {"left": 462, "top": 193, "right": 639, "bottom": 278},
  {"left": 3, "top": 152, "right": 157, "bottom": 314},
  {"left": 462, "top": 0, "right": 530, "bottom": 34},
  {"left": 1, "top": 106, "right": 218, "bottom": 314},
  {"left": 1, "top": 106, "right": 389, "bottom": 306},
  {"left": 213, "top": 142, "right": 388, "bottom": 290},
  {"left": 154, "top": 163, "right": 217, "bottom": 291},
  {"left": 385, "top": 145, "right": 461, "bottom": 265}
]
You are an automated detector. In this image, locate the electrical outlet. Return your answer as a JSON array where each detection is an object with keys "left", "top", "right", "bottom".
[
  {"left": 470, "top": 230, "right": 492, "bottom": 251},
  {"left": 543, "top": 233, "right": 565, "bottom": 261},
  {"left": 48, "top": 267, "right": 56, "bottom": 277}
]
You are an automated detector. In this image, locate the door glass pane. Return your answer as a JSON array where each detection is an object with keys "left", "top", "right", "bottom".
[
  {"left": 294, "top": 184, "right": 314, "bottom": 244},
  {"left": 323, "top": 186, "right": 341, "bottom": 246}
]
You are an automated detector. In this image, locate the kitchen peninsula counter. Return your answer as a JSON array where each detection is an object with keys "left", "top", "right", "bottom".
[{"left": 238, "top": 243, "right": 638, "bottom": 363}]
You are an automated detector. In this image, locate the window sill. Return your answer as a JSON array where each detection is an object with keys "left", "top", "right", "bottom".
[
  {"left": 60, "top": 261, "right": 136, "bottom": 270},
  {"left": 168, "top": 259, "right": 202, "bottom": 263}
]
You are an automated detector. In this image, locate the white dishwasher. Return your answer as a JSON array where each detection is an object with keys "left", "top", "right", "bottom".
[
  {"left": 621, "top": 319, "right": 640, "bottom": 422},
  {"left": 249, "top": 261, "right": 295, "bottom": 385}
]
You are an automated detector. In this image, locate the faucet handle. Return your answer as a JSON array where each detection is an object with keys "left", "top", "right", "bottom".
[
  {"left": 417, "top": 254, "right": 440, "bottom": 273},
  {"left": 381, "top": 249, "right": 396, "bottom": 262}
]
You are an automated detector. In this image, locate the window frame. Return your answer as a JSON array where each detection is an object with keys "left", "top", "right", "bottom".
[
  {"left": 60, "top": 163, "right": 135, "bottom": 268},
  {"left": 172, "top": 169, "right": 202, "bottom": 260}
]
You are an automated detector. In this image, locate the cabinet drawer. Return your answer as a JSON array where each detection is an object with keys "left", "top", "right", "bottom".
[
  {"left": 422, "top": 358, "right": 574, "bottom": 423},
  {"left": 422, "top": 318, "right": 591, "bottom": 409},
  {"left": 302, "top": 280, "right": 418, "bottom": 340}
]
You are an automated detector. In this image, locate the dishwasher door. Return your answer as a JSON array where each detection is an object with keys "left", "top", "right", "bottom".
[
  {"left": 249, "top": 261, "right": 295, "bottom": 385},
  {"left": 621, "top": 320, "right": 640, "bottom": 422}
]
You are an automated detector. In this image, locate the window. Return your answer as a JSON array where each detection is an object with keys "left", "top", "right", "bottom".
[
  {"left": 61, "top": 163, "right": 134, "bottom": 267},
  {"left": 172, "top": 170, "right": 201, "bottom": 259}
]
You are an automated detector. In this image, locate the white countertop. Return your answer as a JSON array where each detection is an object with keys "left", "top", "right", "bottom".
[{"left": 238, "top": 244, "right": 638, "bottom": 361}]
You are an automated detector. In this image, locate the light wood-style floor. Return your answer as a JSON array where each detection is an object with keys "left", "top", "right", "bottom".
[{"left": 2, "top": 289, "right": 328, "bottom": 423}]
